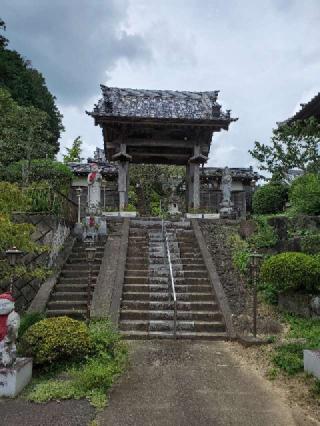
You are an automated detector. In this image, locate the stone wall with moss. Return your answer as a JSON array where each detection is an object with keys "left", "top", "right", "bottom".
[{"left": 1, "top": 213, "right": 70, "bottom": 311}]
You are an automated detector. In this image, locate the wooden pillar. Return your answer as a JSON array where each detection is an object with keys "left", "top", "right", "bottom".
[
  {"left": 113, "top": 142, "right": 132, "bottom": 212},
  {"left": 193, "top": 163, "right": 200, "bottom": 209},
  {"left": 118, "top": 161, "right": 129, "bottom": 211}
]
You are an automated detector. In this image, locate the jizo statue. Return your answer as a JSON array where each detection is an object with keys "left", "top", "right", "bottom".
[
  {"left": 221, "top": 166, "right": 232, "bottom": 205},
  {"left": 0, "top": 293, "right": 20, "bottom": 367},
  {"left": 87, "top": 163, "right": 102, "bottom": 210}
]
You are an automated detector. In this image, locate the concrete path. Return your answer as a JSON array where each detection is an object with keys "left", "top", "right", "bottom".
[{"left": 98, "top": 340, "right": 316, "bottom": 426}]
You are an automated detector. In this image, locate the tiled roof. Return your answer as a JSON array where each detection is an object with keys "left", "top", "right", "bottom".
[
  {"left": 282, "top": 92, "right": 320, "bottom": 124},
  {"left": 69, "top": 161, "right": 117, "bottom": 176},
  {"left": 88, "top": 85, "right": 236, "bottom": 122},
  {"left": 202, "top": 167, "right": 261, "bottom": 180}
]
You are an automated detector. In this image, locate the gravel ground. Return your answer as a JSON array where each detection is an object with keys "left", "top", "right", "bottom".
[{"left": 0, "top": 398, "right": 95, "bottom": 426}]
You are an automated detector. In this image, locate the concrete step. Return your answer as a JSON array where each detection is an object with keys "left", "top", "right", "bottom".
[
  {"left": 182, "top": 271, "right": 208, "bottom": 278},
  {"left": 71, "top": 247, "right": 104, "bottom": 257},
  {"left": 58, "top": 277, "right": 97, "bottom": 285},
  {"left": 121, "top": 330, "right": 227, "bottom": 340},
  {"left": 67, "top": 257, "right": 102, "bottom": 264},
  {"left": 119, "top": 320, "right": 225, "bottom": 332},
  {"left": 126, "top": 264, "right": 149, "bottom": 270},
  {"left": 121, "top": 300, "right": 219, "bottom": 311},
  {"left": 51, "top": 292, "right": 87, "bottom": 301},
  {"left": 176, "top": 264, "right": 206, "bottom": 270},
  {"left": 126, "top": 256, "right": 150, "bottom": 262},
  {"left": 123, "top": 284, "right": 169, "bottom": 292},
  {"left": 64, "top": 264, "right": 100, "bottom": 271},
  {"left": 55, "top": 284, "right": 95, "bottom": 292},
  {"left": 179, "top": 257, "right": 204, "bottom": 263},
  {"left": 123, "top": 284, "right": 212, "bottom": 293},
  {"left": 122, "top": 292, "right": 214, "bottom": 301},
  {"left": 124, "top": 277, "right": 168, "bottom": 285},
  {"left": 178, "top": 252, "right": 202, "bottom": 258},
  {"left": 46, "top": 309, "right": 86, "bottom": 319},
  {"left": 125, "top": 269, "right": 169, "bottom": 277},
  {"left": 120, "top": 310, "right": 223, "bottom": 321},
  {"left": 47, "top": 300, "right": 88, "bottom": 310},
  {"left": 61, "top": 270, "right": 99, "bottom": 278}
]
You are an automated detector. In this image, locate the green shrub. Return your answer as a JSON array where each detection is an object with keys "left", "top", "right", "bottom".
[
  {"left": 290, "top": 173, "right": 320, "bottom": 215},
  {"left": 252, "top": 183, "right": 288, "bottom": 215},
  {"left": 301, "top": 233, "right": 320, "bottom": 254},
  {"left": 249, "top": 216, "right": 278, "bottom": 248},
  {"left": 89, "top": 320, "right": 123, "bottom": 359},
  {"left": 228, "top": 234, "right": 251, "bottom": 275},
  {"left": 0, "top": 214, "right": 37, "bottom": 252},
  {"left": 20, "top": 316, "right": 91, "bottom": 365},
  {"left": 0, "top": 182, "right": 30, "bottom": 214},
  {"left": 25, "top": 319, "right": 128, "bottom": 409},
  {"left": 260, "top": 252, "right": 320, "bottom": 294},
  {"left": 19, "top": 312, "right": 46, "bottom": 338},
  {"left": 258, "top": 281, "right": 279, "bottom": 305}
]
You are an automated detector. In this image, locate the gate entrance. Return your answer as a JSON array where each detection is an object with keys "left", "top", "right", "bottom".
[{"left": 88, "top": 86, "right": 237, "bottom": 211}]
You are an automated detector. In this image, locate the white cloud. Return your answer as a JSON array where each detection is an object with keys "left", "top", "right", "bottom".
[{"left": 3, "top": 0, "right": 320, "bottom": 168}]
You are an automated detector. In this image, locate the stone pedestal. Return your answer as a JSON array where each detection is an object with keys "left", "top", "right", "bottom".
[
  {"left": 304, "top": 349, "right": 320, "bottom": 379},
  {"left": 219, "top": 204, "right": 234, "bottom": 218},
  {"left": 0, "top": 358, "right": 32, "bottom": 397}
]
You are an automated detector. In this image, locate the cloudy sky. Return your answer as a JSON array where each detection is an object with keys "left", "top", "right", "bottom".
[{"left": 2, "top": 0, "right": 320, "bottom": 169}]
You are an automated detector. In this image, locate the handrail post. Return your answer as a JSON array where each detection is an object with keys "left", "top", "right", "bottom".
[{"left": 164, "top": 223, "right": 177, "bottom": 339}]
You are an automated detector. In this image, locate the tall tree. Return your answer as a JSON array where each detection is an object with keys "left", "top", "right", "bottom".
[
  {"left": 0, "top": 88, "right": 54, "bottom": 178},
  {"left": 249, "top": 117, "right": 320, "bottom": 179},
  {"left": 63, "top": 136, "right": 83, "bottom": 163},
  {"left": 0, "top": 19, "right": 63, "bottom": 154},
  {"left": 0, "top": 19, "right": 8, "bottom": 48}
]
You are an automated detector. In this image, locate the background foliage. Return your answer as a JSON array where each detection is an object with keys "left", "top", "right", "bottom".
[
  {"left": 249, "top": 117, "right": 320, "bottom": 179},
  {"left": 252, "top": 183, "right": 288, "bottom": 215},
  {"left": 0, "top": 21, "right": 63, "bottom": 153},
  {"left": 289, "top": 173, "right": 320, "bottom": 215}
]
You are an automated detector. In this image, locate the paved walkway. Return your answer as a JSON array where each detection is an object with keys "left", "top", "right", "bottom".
[{"left": 98, "top": 340, "right": 317, "bottom": 426}]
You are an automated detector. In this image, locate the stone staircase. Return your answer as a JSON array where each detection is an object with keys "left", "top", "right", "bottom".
[
  {"left": 120, "top": 220, "right": 227, "bottom": 340},
  {"left": 46, "top": 240, "right": 105, "bottom": 319}
]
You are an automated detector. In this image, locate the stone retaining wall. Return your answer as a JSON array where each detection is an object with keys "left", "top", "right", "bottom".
[{"left": 2, "top": 214, "right": 71, "bottom": 312}]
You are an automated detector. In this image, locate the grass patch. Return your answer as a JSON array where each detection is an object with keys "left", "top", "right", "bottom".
[
  {"left": 272, "top": 315, "right": 320, "bottom": 375},
  {"left": 23, "top": 320, "right": 128, "bottom": 409}
]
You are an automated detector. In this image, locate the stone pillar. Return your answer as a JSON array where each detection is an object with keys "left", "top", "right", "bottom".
[{"left": 118, "top": 161, "right": 129, "bottom": 211}]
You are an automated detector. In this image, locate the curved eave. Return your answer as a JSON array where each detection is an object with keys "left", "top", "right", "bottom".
[
  {"left": 281, "top": 92, "right": 320, "bottom": 125},
  {"left": 86, "top": 111, "right": 238, "bottom": 130}
]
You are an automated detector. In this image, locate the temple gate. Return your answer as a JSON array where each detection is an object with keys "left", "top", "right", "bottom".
[{"left": 88, "top": 86, "right": 237, "bottom": 211}]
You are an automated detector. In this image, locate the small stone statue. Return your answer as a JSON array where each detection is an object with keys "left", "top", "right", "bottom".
[
  {"left": 221, "top": 166, "right": 232, "bottom": 205},
  {"left": 87, "top": 162, "right": 102, "bottom": 211},
  {"left": 0, "top": 293, "right": 20, "bottom": 367}
]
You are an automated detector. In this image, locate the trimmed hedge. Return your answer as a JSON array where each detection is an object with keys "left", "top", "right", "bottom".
[
  {"left": 252, "top": 183, "right": 288, "bottom": 214},
  {"left": 20, "top": 316, "right": 91, "bottom": 365},
  {"left": 260, "top": 252, "right": 320, "bottom": 293}
]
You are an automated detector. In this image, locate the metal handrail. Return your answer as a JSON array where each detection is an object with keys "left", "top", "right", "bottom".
[{"left": 162, "top": 219, "right": 177, "bottom": 338}]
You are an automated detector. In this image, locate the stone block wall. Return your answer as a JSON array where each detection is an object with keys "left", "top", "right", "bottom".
[{"left": 2, "top": 214, "right": 71, "bottom": 312}]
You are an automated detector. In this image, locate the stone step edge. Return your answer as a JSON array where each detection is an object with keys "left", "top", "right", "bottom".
[{"left": 121, "top": 331, "right": 227, "bottom": 340}]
